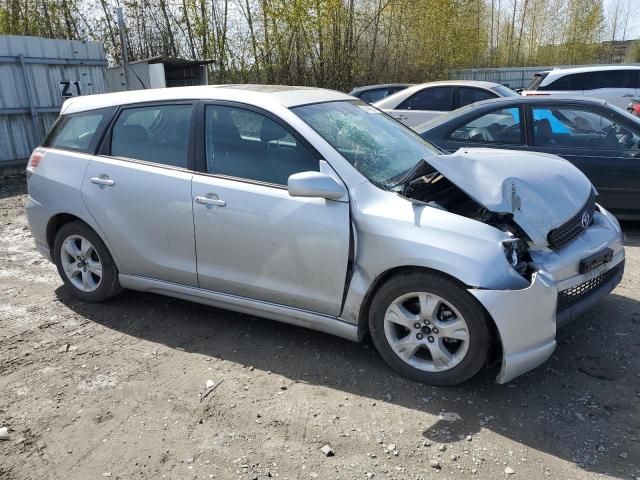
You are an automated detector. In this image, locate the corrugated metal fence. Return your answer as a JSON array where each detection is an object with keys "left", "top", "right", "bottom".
[
  {"left": 449, "top": 66, "right": 554, "bottom": 89},
  {"left": 450, "top": 63, "right": 640, "bottom": 89},
  {"left": 0, "top": 35, "right": 107, "bottom": 168}
]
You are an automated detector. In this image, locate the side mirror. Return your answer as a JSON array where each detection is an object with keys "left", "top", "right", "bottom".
[{"left": 287, "top": 171, "right": 347, "bottom": 201}]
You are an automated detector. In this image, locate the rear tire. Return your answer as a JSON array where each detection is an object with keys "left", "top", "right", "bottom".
[
  {"left": 368, "top": 271, "right": 490, "bottom": 386},
  {"left": 53, "top": 221, "right": 122, "bottom": 302}
]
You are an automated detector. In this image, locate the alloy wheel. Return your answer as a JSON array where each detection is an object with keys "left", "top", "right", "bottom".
[
  {"left": 59, "top": 234, "right": 103, "bottom": 293},
  {"left": 383, "top": 292, "right": 470, "bottom": 372}
]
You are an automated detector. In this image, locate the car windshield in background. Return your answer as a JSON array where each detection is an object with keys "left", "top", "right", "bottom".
[
  {"left": 526, "top": 73, "right": 548, "bottom": 90},
  {"left": 492, "top": 85, "right": 520, "bottom": 97},
  {"left": 292, "top": 100, "right": 440, "bottom": 188}
]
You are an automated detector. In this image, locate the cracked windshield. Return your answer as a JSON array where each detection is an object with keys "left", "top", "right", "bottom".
[{"left": 293, "top": 100, "right": 440, "bottom": 188}]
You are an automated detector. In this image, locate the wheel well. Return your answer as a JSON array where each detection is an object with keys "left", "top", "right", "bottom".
[
  {"left": 356, "top": 266, "right": 502, "bottom": 363},
  {"left": 46, "top": 213, "right": 84, "bottom": 250}
]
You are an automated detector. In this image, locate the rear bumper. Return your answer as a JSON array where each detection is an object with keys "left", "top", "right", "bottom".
[
  {"left": 35, "top": 241, "right": 52, "bottom": 262},
  {"left": 25, "top": 195, "right": 52, "bottom": 262}
]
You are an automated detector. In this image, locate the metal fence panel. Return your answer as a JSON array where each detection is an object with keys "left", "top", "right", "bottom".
[{"left": 0, "top": 35, "right": 107, "bottom": 167}]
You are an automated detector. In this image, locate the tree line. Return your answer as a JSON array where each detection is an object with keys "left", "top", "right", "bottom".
[{"left": 1, "top": 0, "right": 638, "bottom": 91}]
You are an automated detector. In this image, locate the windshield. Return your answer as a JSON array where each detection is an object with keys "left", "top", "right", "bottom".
[
  {"left": 526, "top": 72, "right": 548, "bottom": 90},
  {"left": 492, "top": 85, "right": 520, "bottom": 97},
  {"left": 292, "top": 100, "right": 440, "bottom": 188}
]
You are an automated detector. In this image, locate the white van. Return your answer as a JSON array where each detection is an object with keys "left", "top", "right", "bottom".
[{"left": 521, "top": 65, "right": 640, "bottom": 110}]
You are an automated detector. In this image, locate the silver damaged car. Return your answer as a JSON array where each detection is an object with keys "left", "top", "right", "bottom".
[{"left": 25, "top": 85, "right": 625, "bottom": 385}]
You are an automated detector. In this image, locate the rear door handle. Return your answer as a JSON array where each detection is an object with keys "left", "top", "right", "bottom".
[
  {"left": 90, "top": 176, "right": 115, "bottom": 186},
  {"left": 195, "top": 195, "right": 226, "bottom": 207}
]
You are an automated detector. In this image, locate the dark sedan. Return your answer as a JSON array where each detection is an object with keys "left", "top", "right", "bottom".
[{"left": 415, "top": 97, "right": 640, "bottom": 220}]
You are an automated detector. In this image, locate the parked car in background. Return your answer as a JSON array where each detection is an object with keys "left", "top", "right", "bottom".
[
  {"left": 26, "top": 86, "right": 624, "bottom": 386},
  {"left": 373, "top": 80, "right": 519, "bottom": 127},
  {"left": 349, "top": 83, "right": 412, "bottom": 103},
  {"left": 415, "top": 96, "right": 640, "bottom": 219},
  {"left": 627, "top": 97, "right": 640, "bottom": 117},
  {"left": 521, "top": 65, "right": 640, "bottom": 110}
]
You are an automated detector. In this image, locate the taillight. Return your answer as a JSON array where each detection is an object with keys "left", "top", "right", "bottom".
[
  {"left": 633, "top": 103, "right": 640, "bottom": 115},
  {"left": 28, "top": 149, "right": 45, "bottom": 169}
]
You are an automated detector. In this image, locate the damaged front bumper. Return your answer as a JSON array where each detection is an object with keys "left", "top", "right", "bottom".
[
  {"left": 470, "top": 270, "right": 558, "bottom": 384},
  {"left": 469, "top": 206, "right": 625, "bottom": 384},
  {"left": 469, "top": 258, "right": 624, "bottom": 384}
]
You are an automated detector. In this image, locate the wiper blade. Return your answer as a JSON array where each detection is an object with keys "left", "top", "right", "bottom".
[{"left": 390, "top": 158, "right": 437, "bottom": 195}]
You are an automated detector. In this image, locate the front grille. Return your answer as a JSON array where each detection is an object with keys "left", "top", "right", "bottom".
[
  {"left": 547, "top": 192, "right": 597, "bottom": 250},
  {"left": 557, "top": 262, "right": 622, "bottom": 312}
]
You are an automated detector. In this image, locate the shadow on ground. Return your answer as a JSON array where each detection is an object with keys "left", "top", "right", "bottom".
[
  {"left": 56, "top": 281, "right": 640, "bottom": 478},
  {"left": 0, "top": 175, "right": 27, "bottom": 200},
  {"left": 622, "top": 221, "right": 640, "bottom": 247}
]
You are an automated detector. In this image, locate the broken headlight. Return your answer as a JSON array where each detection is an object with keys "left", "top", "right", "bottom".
[{"left": 502, "top": 238, "right": 529, "bottom": 276}]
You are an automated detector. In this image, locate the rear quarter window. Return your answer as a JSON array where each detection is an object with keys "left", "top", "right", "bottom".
[
  {"left": 359, "top": 88, "right": 390, "bottom": 103},
  {"left": 44, "top": 108, "right": 112, "bottom": 153}
]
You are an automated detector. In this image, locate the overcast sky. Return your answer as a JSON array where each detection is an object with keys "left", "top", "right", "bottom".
[{"left": 604, "top": 0, "right": 640, "bottom": 40}]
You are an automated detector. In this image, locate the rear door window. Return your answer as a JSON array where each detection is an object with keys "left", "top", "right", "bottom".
[
  {"left": 45, "top": 109, "right": 111, "bottom": 153},
  {"left": 110, "top": 104, "right": 193, "bottom": 168},
  {"left": 457, "top": 87, "right": 496, "bottom": 108},
  {"left": 584, "top": 70, "right": 639, "bottom": 89},
  {"left": 397, "top": 87, "right": 453, "bottom": 111}
]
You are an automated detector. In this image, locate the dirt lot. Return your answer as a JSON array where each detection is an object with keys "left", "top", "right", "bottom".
[{"left": 0, "top": 174, "right": 638, "bottom": 480}]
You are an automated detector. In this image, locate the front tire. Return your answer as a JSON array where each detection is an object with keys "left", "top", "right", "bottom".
[
  {"left": 53, "top": 221, "right": 122, "bottom": 302},
  {"left": 368, "top": 271, "right": 490, "bottom": 386}
]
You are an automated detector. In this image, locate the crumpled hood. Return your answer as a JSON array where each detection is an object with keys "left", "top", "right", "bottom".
[{"left": 425, "top": 148, "right": 595, "bottom": 245}]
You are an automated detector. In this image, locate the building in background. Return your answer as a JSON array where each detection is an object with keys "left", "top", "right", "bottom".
[
  {"left": 1, "top": 36, "right": 213, "bottom": 171},
  {"left": 0, "top": 35, "right": 107, "bottom": 169},
  {"left": 598, "top": 40, "right": 638, "bottom": 64},
  {"left": 106, "top": 56, "right": 212, "bottom": 92}
]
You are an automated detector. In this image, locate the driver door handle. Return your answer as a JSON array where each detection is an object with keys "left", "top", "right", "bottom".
[
  {"left": 195, "top": 195, "right": 226, "bottom": 207},
  {"left": 90, "top": 176, "right": 115, "bottom": 186}
]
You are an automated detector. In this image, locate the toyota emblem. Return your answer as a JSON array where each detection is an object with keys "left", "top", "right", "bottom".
[{"left": 581, "top": 211, "right": 591, "bottom": 229}]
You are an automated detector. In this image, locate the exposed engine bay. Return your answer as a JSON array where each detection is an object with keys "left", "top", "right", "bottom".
[
  {"left": 395, "top": 159, "right": 532, "bottom": 277},
  {"left": 396, "top": 160, "right": 525, "bottom": 239}
]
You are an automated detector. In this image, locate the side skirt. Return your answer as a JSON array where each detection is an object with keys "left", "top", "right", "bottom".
[{"left": 119, "top": 274, "right": 360, "bottom": 342}]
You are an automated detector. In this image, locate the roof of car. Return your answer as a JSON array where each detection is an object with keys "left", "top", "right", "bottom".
[
  {"left": 61, "top": 85, "right": 354, "bottom": 115},
  {"left": 536, "top": 64, "right": 640, "bottom": 78},
  {"left": 413, "top": 95, "right": 637, "bottom": 133},
  {"left": 407, "top": 80, "right": 507, "bottom": 90},
  {"left": 349, "top": 83, "right": 413, "bottom": 94},
  {"left": 472, "top": 95, "right": 611, "bottom": 107}
]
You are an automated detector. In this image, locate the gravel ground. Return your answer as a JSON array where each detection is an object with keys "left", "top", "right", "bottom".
[{"left": 0, "top": 174, "right": 639, "bottom": 480}]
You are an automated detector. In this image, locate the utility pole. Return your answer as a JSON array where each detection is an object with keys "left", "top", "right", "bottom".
[{"left": 116, "top": 7, "right": 131, "bottom": 91}]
